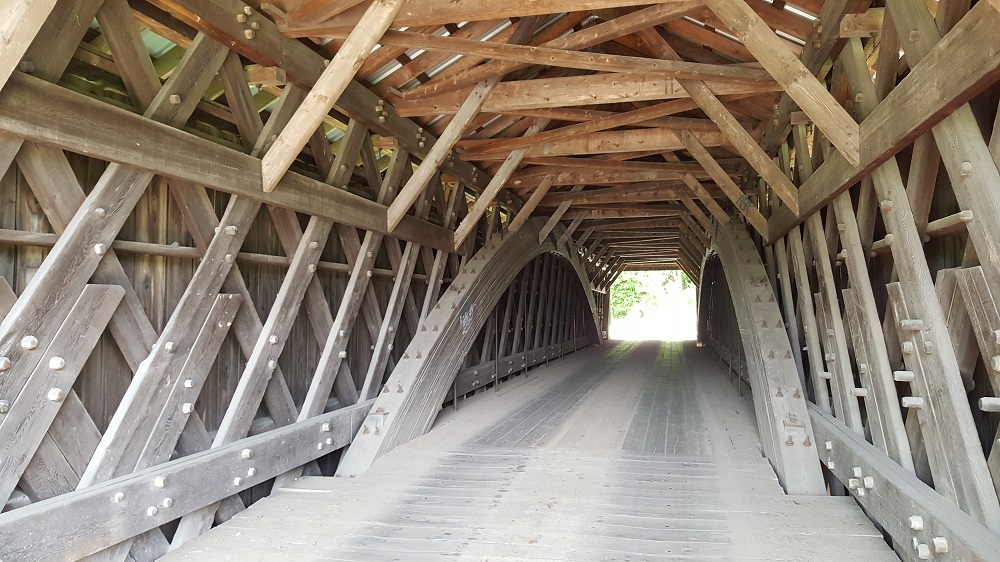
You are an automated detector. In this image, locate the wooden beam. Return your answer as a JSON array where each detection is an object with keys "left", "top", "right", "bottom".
[
  {"left": 454, "top": 119, "right": 548, "bottom": 249},
  {"left": 768, "top": 0, "right": 1000, "bottom": 241},
  {"left": 702, "top": 0, "right": 861, "bottom": 166},
  {"left": 388, "top": 78, "right": 499, "bottom": 231},
  {"left": 0, "top": 402, "right": 371, "bottom": 561},
  {"left": 629, "top": 26, "right": 800, "bottom": 214},
  {"left": 153, "top": 0, "right": 499, "bottom": 205},
  {"left": 459, "top": 99, "right": 741, "bottom": 157},
  {"left": 315, "top": 28, "right": 775, "bottom": 87},
  {"left": 394, "top": 73, "right": 782, "bottom": 116},
  {"left": 0, "top": 72, "right": 456, "bottom": 252},
  {"left": 0, "top": 0, "right": 61, "bottom": 92},
  {"left": 260, "top": 0, "right": 403, "bottom": 192},
  {"left": 509, "top": 175, "right": 555, "bottom": 232},
  {"left": 284, "top": 0, "right": 688, "bottom": 33},
  {"left": 684, "top": 132, "right": 769, "bottom": 236}
]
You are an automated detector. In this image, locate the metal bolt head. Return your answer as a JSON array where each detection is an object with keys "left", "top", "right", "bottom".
[
  {"left": 852, "top": 466, "right": 863, "bottom": 478},
  {"left": 112, "top": 491, "right": 125, "bottom": 503},
  {"left": 909, "top": 515, "right": 924, "bottom": 530},
  {"left": 321, "top": 422, "right": 332, "bottom": 432},
  {"left": 154, "top": 475, "right": 167, "bottom": 488},
  {"left": 21, "top": 336, "right": 38, "bottom": 350},
  {"left": 236, "top": 13, "right": 247, "bottom": 22},
  {"left": 164, "top": 341, "right": 177, "bottom": 353},
  {"left": 94, "top": 243, "right": 107, "bottom": 256},
  {"left": 243, "top": 5, "right": 253, "bottom": 15},
  {"left": 325, "top": 437, "right": 333, "bottom": 445},
  {"left": 225, "top": 225, "right": 238, "bottom": 236},
  {"left": 168, "top": 94, "right": 182, "bottom": 105},
  {"left": 233, "top": 477, "right": 243, "bottom": 486},
  {"left": 916, "top": 543, "right": 930, "bottom": 560},
  {"left": 0, "top": 400, "right": 8, "bottom": 414},
  {"left": 824, "top": 441, "right": 833, "bottom": 451},
  {"left": 267, "top": 359, "right": 277, "bottom": 370},
  {"left": 931, "top": 537, "right": 948, "bottom": 554},
  {"left": 94, "top": 207, "right": 107, "bottom": 218},
  {"left": 146, "top": 506, "right": 158, "bottom": 517},
  {"left": 181, "top": 403, "right": 194, "bottom": 414},
  {"left": 47, "top": 388, "right": 65, "bottom": 402},
  {"left": 48, "top": 356, "right": 65, "bottom": 370},
  {"left": 244, "top": 29, "right": 256, "bottom": 39},
  {"left": 308, "top": 263, "right": 317, "bottom": 273},
  {"left": 0, "top": 356, "right": 10, "bottom": 371},
  {"left": 162, "top": 497, "right": 174, "bottom": 508},
  {"left": 241, "top": 448, "right": 254, "bottom": 460},
  {"left": 250, "top": 21, "right": 261, "bottom": 30},
  {"left": 338, "top": 350, "right": 347, "bottom": 359},
  {"left": 268, "top": 335, "right": 279, "bottom": 344},
  {"left": 863, "top": 476, "right": 874, "bottom": 489},
  {"left": 183, "top": 379, "right": 194, "bottom": 389},
  {"left": 308, "top": 241, "right": 319, "bottom": 250}
]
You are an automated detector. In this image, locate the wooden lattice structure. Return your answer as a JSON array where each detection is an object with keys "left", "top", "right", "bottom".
[{"left": 2, "top": 0, "right": 1000, "bottom": 560}]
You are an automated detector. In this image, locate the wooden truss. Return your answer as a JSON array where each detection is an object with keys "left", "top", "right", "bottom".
[{"left": 3, "top": 0, "right": 1000, "bottom": 560}]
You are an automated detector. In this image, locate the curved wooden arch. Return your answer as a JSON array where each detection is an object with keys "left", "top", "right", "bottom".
[
  {"left": 337, "top": 217, "right": 601, "bottom": 475},
  {"left": 699, "top": 223, "right": 825, "bottom": 495}
]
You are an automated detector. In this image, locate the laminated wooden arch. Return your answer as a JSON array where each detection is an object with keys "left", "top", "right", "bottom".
[
  {"left": 337, "top": 216, "right": 601, "bottom": 475},
  {"left": 699, "top": 223, "right": 825, "bottom": 495}
]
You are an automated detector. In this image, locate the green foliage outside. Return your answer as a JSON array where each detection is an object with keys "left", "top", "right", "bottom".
[{"left": 609, "top": 270, "right": 693, "bottom": 319}]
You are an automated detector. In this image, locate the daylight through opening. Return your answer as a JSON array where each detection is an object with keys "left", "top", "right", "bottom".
[{"left": 608, "top": 270, "right": 697, "bottom": 341}]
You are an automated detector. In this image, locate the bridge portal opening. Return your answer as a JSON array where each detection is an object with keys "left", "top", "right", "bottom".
[{"left": 608, "top": 270, "right": 697, "bottom": 341}]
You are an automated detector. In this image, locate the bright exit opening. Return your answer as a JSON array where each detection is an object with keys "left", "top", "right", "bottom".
[{"left": 608, "top": 270, "right": 698, "bottom": 341}]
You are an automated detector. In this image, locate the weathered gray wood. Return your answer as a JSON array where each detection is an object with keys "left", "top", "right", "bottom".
[
  {"left": 832, "top": 192, "right": 912, "bottom": 469},
  {"left": 712, "top": 223, "right": 825, "bottom": 495},
  {"left": 0, "top": 34, "right": 223, "bottom": 469},
  {"left": 0, "top": 285, "right": 123, "bottom": 505},
  {"left": 421, "top": 184, "right": 464, "bottom": 319},
  {"left": 811, "top": 404, "right": 1000, "bottom": 562},
  {"left": 0, "top": 401, "right": 372, "bottom": 561},
  {"left": 337, "top": 218, "right": 600, "bottom": 476},
  {"left": 838, "top": 27, "right": 1000, "bottom": 526},
  {"left": 0, "top": 73, "right": 457, "bottom": 252}
]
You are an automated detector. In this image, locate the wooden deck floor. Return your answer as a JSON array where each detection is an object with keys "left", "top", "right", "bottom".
[{"left": 163, "top": 341, "right": 897, "bottom": 561}]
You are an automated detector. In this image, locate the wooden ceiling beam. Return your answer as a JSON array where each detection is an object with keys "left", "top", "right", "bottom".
[
  {"left": 457, "top": 100, "right": 741, "bottom": 157},
  {"left": 400, "top": 2, "right": 703, "bottom": 100},
  {"left": 281, "top": 0, "right": 673, "bottom": 32},
  {"left": 150, "top": 0, "right": 505, "bottom": 207},
  {"left": 316, "top": 29, "right": 776, "bottom": 86},
  {"left": 388, "top": 78, "right": 499, "bottom": 230},
  {"left": 394, "top": 73, "right": 782, "bottom": 116},
  {"left": 630, "top": 26, "right": 799, "bottom": 213},
  {"left": 260, "top": 0, "right": 404, "bottom": 192},
  {"left": 539, "top": 185, "right": 685, "bottom": 207},
  {"left": 702, "top": 0, "right": 861, "bottom": 166},
  {"left": 684, "top": 131, "right": 770, "bottom": 236}
]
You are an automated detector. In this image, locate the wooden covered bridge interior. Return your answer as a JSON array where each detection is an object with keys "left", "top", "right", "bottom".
[{"left": 1, "top": 0, "right": 1000, "bottom": 560}]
